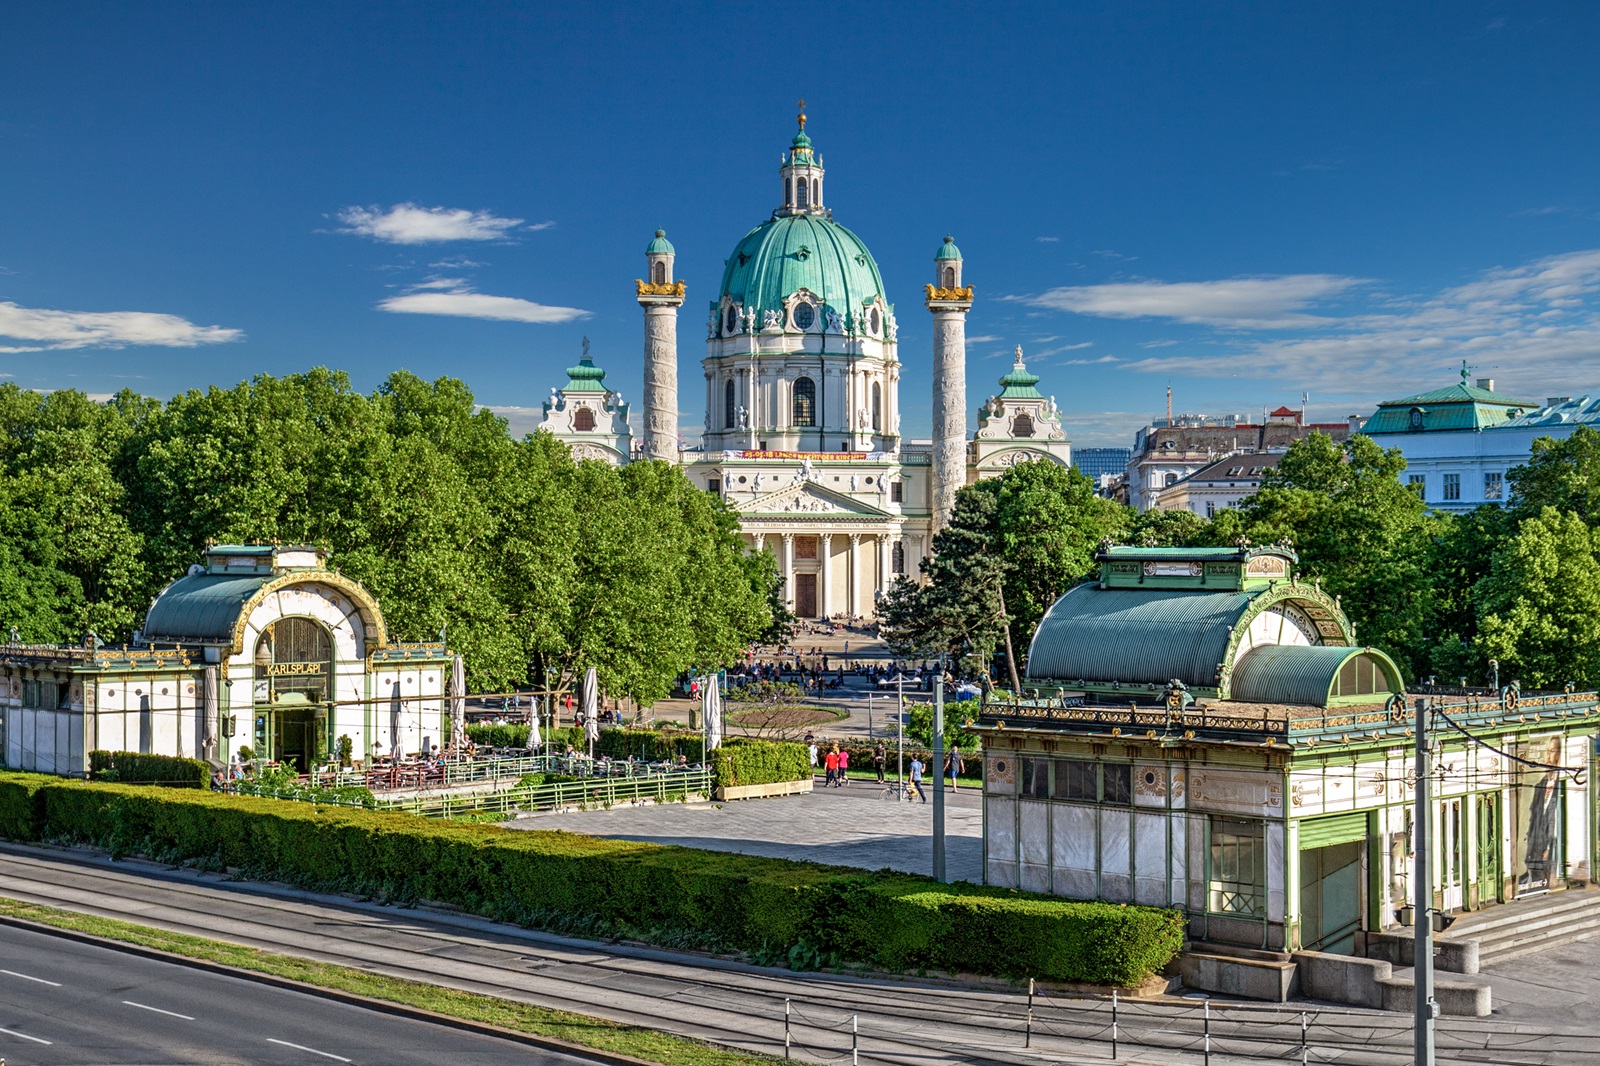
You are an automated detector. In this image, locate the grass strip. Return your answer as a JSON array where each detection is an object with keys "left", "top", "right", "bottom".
[{"left": 0, "top": 896, "right": 777, "bottom": 1066}]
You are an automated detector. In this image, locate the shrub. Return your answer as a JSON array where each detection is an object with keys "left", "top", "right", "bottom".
[
  {"left": 595, "top": 728, "right": 705, "bottom": 764},
  {"left": 0, "top": 772, "right": 1183, "bottom": 986},
  {"left": 711, "top": 738, "right": 810, "bottom": 788},
  {"left": 465, "top": 724, "right": 585, "bottom": 750},
  {"left": 905, "top": 699, "right": 983, "bottom": 752},
  {"left": 89, "top": 750, "right": 211, "bottom": 789}
]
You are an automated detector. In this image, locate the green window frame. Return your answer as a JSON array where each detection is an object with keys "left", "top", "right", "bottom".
[{"left": 1209, "top": 816, "right": 1266, "bottom": 916}]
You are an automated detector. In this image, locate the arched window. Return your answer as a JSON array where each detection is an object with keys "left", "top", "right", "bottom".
[
  {"left": 1011, "top": 413, "right": 1035, "bottom": 438},
  {"left": 1164, "top": 472, "right": 1179, "bottom": 487},
  {"left": 573, "top": 407, "right": 596, "bottom": 432},
  {"left": 725, "top": 305, "right": 738, "bottom": 334},
  {"left": 943, "top": 266, "right": 956, "bottom": 287},
  {"left": 653, "top": 262, "right": 666, "bottom": 285},
  {"left": 784, "top": 180, "right": 792, "bottom": 207},
  {"left": 892, "top": 540, "right": 906, "bottom": 575},
  {"left": 871, "top": 382, "right": 882, "bottom": 431},
  {"left": 724, "top": 379, "right": 736, "bottom": 429},
  {"left": 812, "top": 178, "right": 819, "bottom": 205},
  {"left": 796, "top": 179, "right": 809, "bottom": 209},
  {"left": 793, "top": 377, "right": 816, "bottom": 427}
]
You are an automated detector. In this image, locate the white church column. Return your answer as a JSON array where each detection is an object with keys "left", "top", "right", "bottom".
[
  {"left": 926, "top": 236, "right": 973, "bottom": 532},
  {"left": 782, "top": 533, "right": 795, "bottom": 608},
  {"left": 818, "top": 533, "right": 832, "bottom": 620},
  {"left": 878, "top": 534, "right": 892, "bottom": 601},
  {"left": 847, "top": 533, "right": 861, "bottom": 618}
]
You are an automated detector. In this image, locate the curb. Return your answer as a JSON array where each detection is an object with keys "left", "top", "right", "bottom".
[{"left": 0, "top": 912, "right": 675, "bottom": 1066}]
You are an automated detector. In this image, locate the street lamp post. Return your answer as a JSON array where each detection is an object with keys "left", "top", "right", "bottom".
[
  {"left": 1414, "top": 696, "right": 1437, "bottom": 1066},
  {"left": 932, "top": 654, "right": 946, "bottom": 881}
]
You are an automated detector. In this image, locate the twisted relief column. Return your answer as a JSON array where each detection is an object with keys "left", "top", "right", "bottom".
[
  {"left": 926, "top": 239, "right": 973, "bottom": 534},
  {"left": 637, "top": 235, "right": 685, "bottom": 462}
]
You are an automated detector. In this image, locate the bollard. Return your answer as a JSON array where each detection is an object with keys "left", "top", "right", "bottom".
[
  {"left": 784, "top": 998, "right": 791, "bottom": 1060},
  {"left": 1111, "top": 988, "right": 1118, "bottom": 1061},
  {"left": 1203, "top": 1000, "right": 1211, "bottom": 1066},
  {"left": 851, "top": 1013, "right": 858, "bottom": 1066},
  {"left": 1300, "top": 1010, "right": 1308, "bottom": 1066},
  {"left": 1025, "top": 977, "right": 1034, "bottom": 1048}
]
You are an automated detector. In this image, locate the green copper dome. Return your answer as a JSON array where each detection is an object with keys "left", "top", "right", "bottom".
[
  {"left": 998, "top": 353, "right": 1043, "bottom": 398},
  {"left": 935, "top": 234, "right": 963, "bottom": 260},
  {"left": 563, "top": 354, "right": 608, "bottom": 393},
  {"left": 645, "top": 229, "right": 675, "bottom": 255},
  {"left": 719, "top": 214, "right": 886, "bottom": 318}
]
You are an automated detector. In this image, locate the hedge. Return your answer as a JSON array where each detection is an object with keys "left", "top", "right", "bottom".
[
  {"left": 89, "top": 750, "right": 211, "bottom": 789},
  {"left": 711, "top": 738, "right": 811, "bottom": 788},
  {"left": 0, "top": 771, "right": 1182, "bottom": 986},
  {"left": 595, "top": 728, "right": 706, "bottom": 764},
  {"left": 464, "top": 723, "right": 587, "bottom": 750}
]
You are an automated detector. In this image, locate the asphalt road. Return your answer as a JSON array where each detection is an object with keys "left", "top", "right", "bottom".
[{"left": 0, "top": 923, "right": 590, "bottom": 1066}]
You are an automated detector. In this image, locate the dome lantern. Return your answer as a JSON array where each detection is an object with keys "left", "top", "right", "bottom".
[{"left": 778, "top": 100, "right": 825, "bottom": 217}]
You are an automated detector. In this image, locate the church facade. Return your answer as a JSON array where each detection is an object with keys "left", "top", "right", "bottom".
[{"left": 535, "top": 111, "right": 1070, "bottom": 619}]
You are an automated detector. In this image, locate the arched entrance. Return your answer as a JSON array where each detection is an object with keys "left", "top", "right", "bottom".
[{"left": 251, "top": 617, "right": 334, "bottom": 772}]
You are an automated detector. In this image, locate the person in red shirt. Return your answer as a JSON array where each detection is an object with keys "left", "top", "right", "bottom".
[
  {"left": 824, "top": 748, "right": 840, "bottom": 788},
  {"left": 836, "top": 747, "right": 850, "bottom": 787}
]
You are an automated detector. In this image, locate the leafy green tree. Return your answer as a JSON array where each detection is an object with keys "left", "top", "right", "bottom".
[
  {"left": 1127, "top": 507, "right": 1208, "bottom": 547},
  {"left": 1242, "top": 432, "right": 1435, "bottom": 677},
  {"left": 1474, "top": 507, "right": 1600, "bottom": 688},
  {"left": 1507, "top": 424, "right": 1600, "bottom": 523},
  {"left": 1424, "top": 506, "right": 1510, "bottom": 684}
]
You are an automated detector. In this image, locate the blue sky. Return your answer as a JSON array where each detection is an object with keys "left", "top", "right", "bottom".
[{"left": 4, "top": 2, "right": 1599, "bottom": 447}]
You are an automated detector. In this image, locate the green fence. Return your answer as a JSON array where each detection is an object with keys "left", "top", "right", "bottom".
[{"left": 235, "top": 767, "right": 713, "bottom": 819}]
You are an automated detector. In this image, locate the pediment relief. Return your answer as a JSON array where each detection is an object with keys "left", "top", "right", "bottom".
[{"left": 734, "top": 480, "right": 891, "bottom": 518}]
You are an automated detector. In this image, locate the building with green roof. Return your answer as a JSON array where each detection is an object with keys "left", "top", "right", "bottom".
[
  {"left": 1, "top": 544, "right": 452, "bottom": 776},
  {"left": 976, "top": 544, "right": 1600, "bottom": 991},
  {"left": 971, "top": 346, "right": 1071, "bottom": 479}
]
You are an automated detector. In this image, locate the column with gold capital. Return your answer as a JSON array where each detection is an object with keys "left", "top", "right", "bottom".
[
  {"left": 638, "top": 230, "right": 685, "bottom": 462},
  {"left": 926, "top": 235, "right": 973, "bottom": 533}
]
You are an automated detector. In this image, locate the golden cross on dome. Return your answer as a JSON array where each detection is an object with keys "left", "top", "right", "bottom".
[{"left": 797, "top": 99, "right": 807, "bottom": 129}]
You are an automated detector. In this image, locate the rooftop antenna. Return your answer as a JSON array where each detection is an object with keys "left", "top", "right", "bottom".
[
  {"left": 1166, "top": 384, "right": 1172, "bottom": 427},
  {"left": 1302, "top": 390, "right": 1309, "bottom": 425}
]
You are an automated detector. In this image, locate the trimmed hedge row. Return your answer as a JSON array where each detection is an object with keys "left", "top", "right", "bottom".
[
  {"left": 89, "top": 750, "right": 211, "bottom": 789},
  {"left": 595, "top": 728, "right": 706, "bottom": 764},
  {"left": 465, "top": 723, "right": 587, "bottom": 750},
  {"left": 711, "top": 738, "right": 811, "bottom": 788},
  {"left": 0, "top": 772, "right": 1182, "bottom": 986}
]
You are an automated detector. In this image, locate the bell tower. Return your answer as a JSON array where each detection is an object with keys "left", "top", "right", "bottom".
[{"left": 637, "top": 229, "right": 685, "bottom": 462}]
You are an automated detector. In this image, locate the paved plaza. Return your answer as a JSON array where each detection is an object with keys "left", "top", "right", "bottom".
[{"left": 509, "top": 780, "right": 984, "bottom": 883}]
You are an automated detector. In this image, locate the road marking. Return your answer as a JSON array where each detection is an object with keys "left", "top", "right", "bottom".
[
  {"left": 1, "top": 968, "right": 61, "bottom": 986},
  {"left": 267, "top": 1038, "right": 352, "bottom": 1062},
  {"left": 0, "top": 1024, "right": 52, "bottom": 1044},
  {"left": 123, "top": 1000, "right": 196, "bottom": 1020}
]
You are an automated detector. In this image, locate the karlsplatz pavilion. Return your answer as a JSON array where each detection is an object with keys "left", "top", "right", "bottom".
[
  {"left": 978, "top": 544, "right": 1600, "bottom": 962},
  {"left": 0, "top": 544, "right": 453, "bottom": 775}
]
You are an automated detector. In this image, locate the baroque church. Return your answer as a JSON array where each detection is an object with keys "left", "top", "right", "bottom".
[{"left": 536, "top": 109, "right": 1070, "bottom": 619}]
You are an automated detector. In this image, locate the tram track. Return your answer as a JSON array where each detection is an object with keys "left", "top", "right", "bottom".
[{"left": 1, "top": 844, "right": 1595, "bottom": 1066}]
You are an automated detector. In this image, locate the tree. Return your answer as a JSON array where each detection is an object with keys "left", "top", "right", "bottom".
[
  {"left": 880, "top": 460, "right": 1123, "bottom": 683},
  {"left": 1507, "top": 424, "right": 1600, "bottom": 523},
  {"left": 1474, "top": 507, "right": 1600, "bottom": 689},
  {"left": 1424, "top": 506, "right": 1510, "bottom": 683},
  {"left": 1241, "top": 432, "right": 1436, "bottom": 678}
]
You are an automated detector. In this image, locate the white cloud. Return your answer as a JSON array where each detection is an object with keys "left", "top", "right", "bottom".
[
  {"left": 0, "top": 300, "right": 242, "bottom": 353},
  {"left": 337, "top": 203, "right": 531, "bottom": 244},
  {"left": 378, "top": 280, "right": 588, "bottom": 324},
  {"left": 429, "top": 256, "right": 486, "bottom": 269},
  {"left": 1027, "top": 274, "right": 1367, "bottom": 329},
  {"left": 1059, "top": 354, "right": 1120, "bottom": 366}
]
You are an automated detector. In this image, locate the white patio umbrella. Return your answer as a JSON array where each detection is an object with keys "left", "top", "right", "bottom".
[
  {"left": 703, "top": 673, "right": 724, "bottom": 752},
  {"left": 389, "top": 684, "right": 403, "bottom": 759},
  {"left": 526, "top": 696, "right": 542, "bottom": 753},
  {"left": 450, "top": 655, "right": 467, "bottom": 759},
  {"left": 582, "top": 666, "right": 600, "bottom": 756}
]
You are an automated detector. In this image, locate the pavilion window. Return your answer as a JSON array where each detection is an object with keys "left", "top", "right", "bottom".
[
  {"left": 1021, "top": 757, "right": 1051, "bottom": 799},
  {"left": 793, "top": 377, "right": 816, "bottom": 427},
  {"left": 1208, "top": 816, "right": 1265, "bottom": 916},
  {"left": 1052, "top": 758, "right": 1097, "bottom": 802},
  {"left": 653, "top": 261, "right": 666, "bottom": 285},
  {"left": 1102, "top": 763, "right": 1132, "bottom": 806}
]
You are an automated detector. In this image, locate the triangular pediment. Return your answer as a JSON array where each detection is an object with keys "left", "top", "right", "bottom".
[{"left": 734, "top": 479, "right": 893, "bottom": 518}]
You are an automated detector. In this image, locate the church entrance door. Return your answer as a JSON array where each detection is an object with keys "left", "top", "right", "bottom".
[{"left": 795, "top": 573, "right": 817, "bottom": 618}]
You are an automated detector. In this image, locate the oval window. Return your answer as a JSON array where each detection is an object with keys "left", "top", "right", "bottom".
[
  {"left": 793, "top": 302, "right": 815, "bottom": 331},
  {"left": 870, "top": 308, "right": 881, "bottom": 334},
  {"left": 725, "top": 306, "right": 739, "bottom": 334}
]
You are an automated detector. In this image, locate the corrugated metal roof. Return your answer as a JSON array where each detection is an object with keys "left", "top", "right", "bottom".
[
  {"left": 1024, "top": 584, "right": 1259, "bottom": 687},
  {"left": 142, "top": 573, "right": 271, "bottom": 642},
  {"left": 1230, "top": 645, "right": 1358, "bottom": 706}
]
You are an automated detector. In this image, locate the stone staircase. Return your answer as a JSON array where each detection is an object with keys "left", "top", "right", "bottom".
[{"left": 1446, "top": 885, "right": 1600, "bottom": 967}]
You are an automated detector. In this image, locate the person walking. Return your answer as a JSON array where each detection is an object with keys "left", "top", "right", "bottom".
[
  {"left": 837, "top": 746, "right": 850, "bottom": 787},
  {"left": 824, "top": 747, "right": 840, "bottom": 788},
  {"left": 944, "top": 747, "right": 965, "bottom": 792},
  {"left": 908, "top": 756, "right": 927, "bottom": 803},
  {"left": 808, "top": 740, "right": 819, "bottom": 774},
  {"left": 872, "top": 742, "right": 886, "bottom": 783}
]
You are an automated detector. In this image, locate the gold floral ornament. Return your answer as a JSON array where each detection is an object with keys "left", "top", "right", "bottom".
[
  {"left": 635, "top": 279, "right": 687, "bottom": 297},
  {"left": 924, "top": 283, "right": 975, "bottom": 301}
]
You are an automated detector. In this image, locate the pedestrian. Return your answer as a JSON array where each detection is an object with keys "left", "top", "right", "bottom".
[
  {"left": 837, "top": 746, "right": 850, "bottom": 786},
  {"left": 908, "top": 756, "right": 927, "bottom": 803},
  {"left": 824, "top": 747, "right": 840, "bottom": 788},
  {"left": 944, "top": 747, "right": 965, "bottom": 791},
  {"left": 808, "top": 740, "right": 819, "bottom": 772},
  {"left": 872, "top": 742, "right": 886, "bottom": 783}
]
